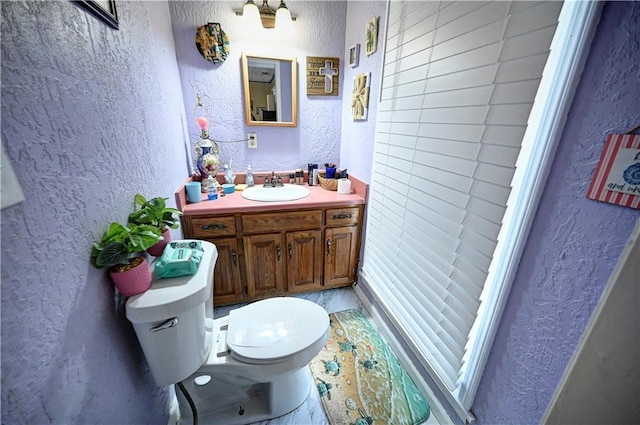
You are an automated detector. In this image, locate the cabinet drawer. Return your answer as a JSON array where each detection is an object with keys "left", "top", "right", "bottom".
[
  {"left": 326, "top": 207, "right": 360, "bottom": 227},
  {"left": 191, "top": 216, "right": 236, "bottom": 237},
  {"left": 243, "top": 210, "right": 322, "bottom": 233}
]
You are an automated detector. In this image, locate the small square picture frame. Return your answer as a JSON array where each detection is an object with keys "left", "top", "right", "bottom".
[
  {"left": 366, "top": 17, "right": 379, "bottom": 56},
  {"left": 349, "top": 44, "right": 360, "bottom": 68}
]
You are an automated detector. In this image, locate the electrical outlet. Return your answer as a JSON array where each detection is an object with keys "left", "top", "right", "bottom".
[{"left": 247, "top": 133, "right": 258, "bottom": 149}]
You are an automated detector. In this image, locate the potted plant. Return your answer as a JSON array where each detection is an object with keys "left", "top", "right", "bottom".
[
  {"left": 127, "top": 194, "right": 182, "bottom": 257},
  {"left": 91, "top": 222, "right": 163, "bottom": 296}
]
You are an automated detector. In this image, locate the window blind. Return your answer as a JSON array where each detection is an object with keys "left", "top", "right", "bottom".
[{"left": 361, "top": 0, "right": 562, "bottom": 412}]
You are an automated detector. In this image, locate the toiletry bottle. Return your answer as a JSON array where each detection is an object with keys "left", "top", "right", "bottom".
[
  {"left": 308, "top": 163, "right": 318, "bottom": 186},
  {"left": 246, "top": 165, "right": 255, "bottom": 187},
  {"left": 207, "top": 175, "right": 218, "bottom": 200}
]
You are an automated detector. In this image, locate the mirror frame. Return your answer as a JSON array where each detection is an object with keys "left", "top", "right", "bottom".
[{"left": 242, "top": 53, "right": 298, "bottom": 127}]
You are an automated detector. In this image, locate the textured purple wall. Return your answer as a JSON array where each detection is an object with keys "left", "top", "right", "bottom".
[
  {"left": 1, "top": 1, "right": 188, "bottom": 423},
  {"left": 3, "top": 1, "right": 636, "bottom": 423},
  {"left": 340, "top": 1, "right": 387, "bottom": 183},
  {"left": 473, "top": 2, "right": 640, "bottom": 423},
  {"left": 168, "top": 1, "right": 350, "bottom": 176}
]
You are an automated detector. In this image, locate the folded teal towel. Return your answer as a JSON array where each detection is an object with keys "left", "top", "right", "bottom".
[{"left": 155, "top": 241, "right": 203, "bottom": 279}]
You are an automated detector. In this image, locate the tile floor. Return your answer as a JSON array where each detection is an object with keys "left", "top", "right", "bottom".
[{"left": 181, "top": 286, "right": 439, "bottom": 425}]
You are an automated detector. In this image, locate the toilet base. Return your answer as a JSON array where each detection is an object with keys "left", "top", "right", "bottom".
[{"left": 177, "top": 366, "right": 313, "bottom": 425}]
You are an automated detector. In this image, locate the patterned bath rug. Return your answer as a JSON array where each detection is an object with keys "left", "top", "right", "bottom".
[{"left": 310, "top": 309, "right": 430, "bottom": 425}]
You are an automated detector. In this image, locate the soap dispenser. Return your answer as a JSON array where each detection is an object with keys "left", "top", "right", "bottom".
[{"left": 246, "top": 165, "right": 255, "bottom": 187}]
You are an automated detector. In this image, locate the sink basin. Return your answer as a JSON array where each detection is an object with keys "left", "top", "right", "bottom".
[{"left": 242, "top": 184, "right": 311, "bottom": 202}]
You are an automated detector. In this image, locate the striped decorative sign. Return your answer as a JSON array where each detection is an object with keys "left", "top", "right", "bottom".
[{"left": 586, "top": 134, "right": 640, "bottom": 209}]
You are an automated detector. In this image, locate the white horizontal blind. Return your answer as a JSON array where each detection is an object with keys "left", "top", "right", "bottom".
[{"left": 362, "top": 0, "right": 561, "bottom": 411}]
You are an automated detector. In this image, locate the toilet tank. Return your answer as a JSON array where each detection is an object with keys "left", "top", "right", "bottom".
[{"left": 125, "top": 240, "right": 217, "bottom": 386}]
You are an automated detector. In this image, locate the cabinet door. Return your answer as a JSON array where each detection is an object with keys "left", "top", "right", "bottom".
[
  {"left": 286, "top": 230, "right": 323, "bottom": 293},
  {"left": 244, "top": 233, "right": 283, "bottom": 298},
  {"left": 210, "top": 238, "right": 243, "bottom": 305},
  {"left": 324, "top": 227, "right": 359, "bottom": 287}
]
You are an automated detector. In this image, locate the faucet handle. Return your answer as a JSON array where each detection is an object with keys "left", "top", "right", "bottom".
[{"left": 258, "top": 174, "right": 270, "bottom": 187}]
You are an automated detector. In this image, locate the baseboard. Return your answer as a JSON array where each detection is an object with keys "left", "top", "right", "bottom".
[{"left": 352, "top": 282, "right": 454, "bottom": 425}]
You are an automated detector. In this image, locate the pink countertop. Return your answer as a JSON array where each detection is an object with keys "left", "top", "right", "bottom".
[{"left": 176, "top": 175, "right": 368, "bottom": 215}]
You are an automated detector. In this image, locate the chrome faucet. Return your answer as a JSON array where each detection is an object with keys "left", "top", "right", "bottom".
[{"left": 262, "top": 171, "right": 284, "bottom": 187}]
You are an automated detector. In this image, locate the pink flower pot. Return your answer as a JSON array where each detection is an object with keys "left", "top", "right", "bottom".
[
  {"left": 109, "top": 258, "right": 152, "bottom": 296},
  {"left": 146, "top": 229, "right": 171, "bottom": 257}
]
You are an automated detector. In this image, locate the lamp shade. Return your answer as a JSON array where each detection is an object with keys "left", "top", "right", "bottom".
[
  {"left": 275, "top": 1, "right": 294, "bottom": 34},
  {"left": 243, "top": 0, "right": 262, "bottom": 28}
]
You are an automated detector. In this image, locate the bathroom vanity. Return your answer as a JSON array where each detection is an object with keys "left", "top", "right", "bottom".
[{"left": 175, "top": 177, "right": 366, "bottom": 306}]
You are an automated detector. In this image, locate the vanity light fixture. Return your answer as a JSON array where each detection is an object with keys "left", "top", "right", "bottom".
[{"left": 236, "top": 0, "right": 296, "bottom": 29}]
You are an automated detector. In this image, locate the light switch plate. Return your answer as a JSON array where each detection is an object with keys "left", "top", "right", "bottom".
[{"left": 247, "top": 133, "right": 258, "bottom": 149}]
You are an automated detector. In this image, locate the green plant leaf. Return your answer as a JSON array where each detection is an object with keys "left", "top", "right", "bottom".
[
  {"left": 134, "top": 193, "right": 147, "bottom": 207},
  {"left": 92, "top": 221, "right": 161, "bottom": 269},
  {"left": 101, "top": 222, "right": 129, "bottom": 245},
  {"left": 127, "top": 195, "right": 182, "bottom": 231},
  {"left": 128, "top": 225, "right": 162, "bottom": 251},
  {"left": 95, "top": 242, "right": 130, "bottom": 268}
]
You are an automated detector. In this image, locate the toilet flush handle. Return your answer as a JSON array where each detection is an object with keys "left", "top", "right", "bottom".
[{"left": 149, "top": 317, "right": 178, "bottom": 333}]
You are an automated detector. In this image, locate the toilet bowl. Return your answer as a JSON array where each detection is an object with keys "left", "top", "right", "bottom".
[{"left": 125, "top": 240, "right": 330, "bottom": 425}]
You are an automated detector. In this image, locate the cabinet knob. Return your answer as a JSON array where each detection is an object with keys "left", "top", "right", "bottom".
[
  {"left": 276, "top": 244, "right": 281, "bottom": 261},
  {"left": 231, "top": 249, "right": 237, "bottom": 267},
  {"left": 327, "top": 239, "right": 332, "bottom": 255},
  {"left": 288, "top": 243, "right": 293, "bottom": 259}
]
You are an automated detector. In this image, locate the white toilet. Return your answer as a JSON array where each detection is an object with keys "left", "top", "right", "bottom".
[{"left": 125, "top": 240, "right": 330, "bottom": 425}]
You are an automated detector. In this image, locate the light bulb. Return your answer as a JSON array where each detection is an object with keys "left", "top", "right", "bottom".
[{"left": 197, "top": 116, "right": 208, "bottom": 130}]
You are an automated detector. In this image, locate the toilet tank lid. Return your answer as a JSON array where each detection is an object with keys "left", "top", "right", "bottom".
[{"left": 125, "top": 240, "right": 217, "bottom": 323}]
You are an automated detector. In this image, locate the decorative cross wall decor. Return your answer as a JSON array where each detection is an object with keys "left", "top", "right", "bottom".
[{"left": 306, "top": 57, "right": 339, "bottom": 96}]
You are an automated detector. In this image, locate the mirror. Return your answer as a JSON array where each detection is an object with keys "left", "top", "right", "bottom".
[{"left": 242, "top": 53, "right": 297, "bottom": 127}]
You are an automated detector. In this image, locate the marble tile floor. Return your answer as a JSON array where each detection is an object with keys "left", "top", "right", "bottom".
[{"left": 182, "top": 286, "right": 439, "bottom": 425}]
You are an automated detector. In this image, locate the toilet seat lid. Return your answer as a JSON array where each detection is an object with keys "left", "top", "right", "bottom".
[{"left": 227, "top": 297, "right": 329, "bottom": 363}]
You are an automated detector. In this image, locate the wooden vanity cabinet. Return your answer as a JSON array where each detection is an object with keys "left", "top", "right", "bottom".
[
  {"left": 186, "top": 215, "right": 244, "bottom": 304},
  {"left": 210, "top": 237, "right": 243, "bottom": 305},
  {"left": 324, "top": 207, "right": 361, "bottom": 288},
  {"left": 286, "top": 230, "right": 323, "bottom": 293},
  {"left": 181, "top": 205, "right": 363, "bottom": 306},
  {"left": 243, "top": 233, "right": 283, "bottom": 299},
  {"left": 325, "top": 226, "right": 359, "bottom": 287}
]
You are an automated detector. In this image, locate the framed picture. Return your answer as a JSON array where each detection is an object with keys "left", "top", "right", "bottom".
[
  {"left": 306, "top": 56, "right": 340, "bottom": 96},
  {"left": 74, "top": 1, "right": 119, "bottom": 30},
  {"left": 586, "top": 133, "right": 640, "bottom": 209},
  {"left": 352, "top": 72, "right": 371, "bottom": 121},
  {"left": 349, "top": 44, "right": 360, "bottom": 68},
  {"left": 366, "top": 17, "right": 378, "bottom": 56}
]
